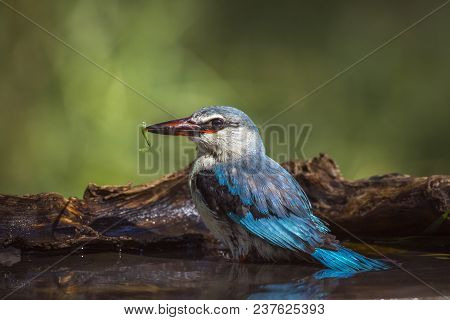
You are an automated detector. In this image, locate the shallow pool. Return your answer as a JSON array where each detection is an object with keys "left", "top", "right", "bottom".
[{"left": 1, "top": 239, "right": 449, "bottom": 299}]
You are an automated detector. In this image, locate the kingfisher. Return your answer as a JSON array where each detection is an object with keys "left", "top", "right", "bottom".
[{"left": 146, "top": 106, "right": 389, "bottom": 273}]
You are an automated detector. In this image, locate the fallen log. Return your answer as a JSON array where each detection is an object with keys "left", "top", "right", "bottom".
[{"left": 0, "top": 154, "right": 449, "bottom": 253}]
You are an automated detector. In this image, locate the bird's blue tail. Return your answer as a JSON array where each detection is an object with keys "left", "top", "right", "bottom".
[{"left": 312, "top": 246, "right": 390, "bottom": 272}]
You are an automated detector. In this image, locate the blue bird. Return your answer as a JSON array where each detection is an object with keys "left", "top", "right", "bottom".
[{"left": 146, "top": 106, "right": 390, "bottom": 273}]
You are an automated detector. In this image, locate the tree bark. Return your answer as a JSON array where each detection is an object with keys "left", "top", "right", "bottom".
[{"left": 0, "top": 154, "right": 449, "bottom": 253}]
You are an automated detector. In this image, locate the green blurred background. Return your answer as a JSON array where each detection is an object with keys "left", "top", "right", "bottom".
[{"left": 0, "top": 0, "right": 449, "bottom": 197}]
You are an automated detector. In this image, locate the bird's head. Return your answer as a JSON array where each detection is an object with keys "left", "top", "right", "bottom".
[{"left": 146, "top": 106, "right": 264, "bottom": 160}]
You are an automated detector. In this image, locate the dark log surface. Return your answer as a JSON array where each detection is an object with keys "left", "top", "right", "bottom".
[{"left": 0, "top": 154, "right": 449, "bottom": 253}]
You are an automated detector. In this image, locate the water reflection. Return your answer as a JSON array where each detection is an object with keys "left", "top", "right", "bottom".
[
  {"left": 0, "top": 252, "right": 340, "bottom": 299},
  {"left": 246, "top": 268, "right": 357, "bottom": 299},
  {"left": 0, "top": 250, "right": 449, "bottom": 299},
  {"left": 247, "top": 276, "right": 342, "bottom": 300},
  {"left": 0, "top": 248, "right": 21, "bottom": 267}
]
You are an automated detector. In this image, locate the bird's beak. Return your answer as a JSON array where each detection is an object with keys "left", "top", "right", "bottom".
[{"left": 145, "top": 117, "right": 200, "bottom": 136}]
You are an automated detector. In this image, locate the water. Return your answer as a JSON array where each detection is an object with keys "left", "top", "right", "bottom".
[{"left": 1, "top": 239, "right": 449, "bottom": 299}]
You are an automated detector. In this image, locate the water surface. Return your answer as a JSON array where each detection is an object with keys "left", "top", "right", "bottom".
[{"left": 1, "top": 239, "right": 449, "bottom": 299}]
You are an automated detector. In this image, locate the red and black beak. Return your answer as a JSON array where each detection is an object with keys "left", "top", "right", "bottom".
[{"left": 145, "top": 117, "right": 201, "bottom": 136}]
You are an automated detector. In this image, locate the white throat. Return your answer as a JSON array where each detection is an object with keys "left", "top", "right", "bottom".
[{"left": 191, "top": 126, "right": 265, "bottom": 163}]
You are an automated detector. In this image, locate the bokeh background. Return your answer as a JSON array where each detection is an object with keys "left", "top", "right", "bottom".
[{"left": 0, "top": 0, "right": 449, "bottom": 197}]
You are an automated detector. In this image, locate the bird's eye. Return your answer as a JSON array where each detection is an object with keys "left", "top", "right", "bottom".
[{"left": 209, "top": 118, "right": 225, "bottom": 128}]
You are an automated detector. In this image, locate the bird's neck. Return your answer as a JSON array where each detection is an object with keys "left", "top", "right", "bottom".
[{"left": 195, "top": 142, "right": 265, "bottom": 164}]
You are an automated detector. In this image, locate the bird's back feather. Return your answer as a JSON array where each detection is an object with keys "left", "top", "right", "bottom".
[
  {"left": 195, "top": 155, "right": 337, "bottom": 253},
  {"left": 194, "top": 155, "right": 390, "bottom": 271}
]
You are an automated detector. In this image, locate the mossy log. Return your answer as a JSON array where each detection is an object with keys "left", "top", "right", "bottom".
[{"left": 0, "top": 154, "right": 449, "bottom": 253}]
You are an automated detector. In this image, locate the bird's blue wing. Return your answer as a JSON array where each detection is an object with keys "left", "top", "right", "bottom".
[{"left": 195, "top": 156, "right": 336, "bottom": 254}]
